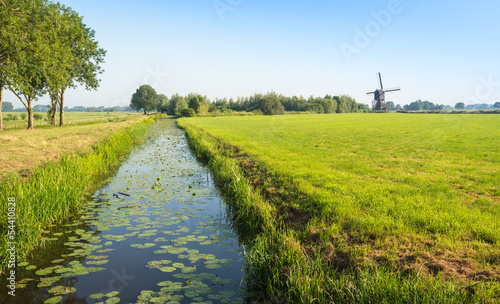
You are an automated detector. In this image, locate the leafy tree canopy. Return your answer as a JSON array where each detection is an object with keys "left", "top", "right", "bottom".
[{"left": 130, "top": 84, "right": 159, "bottom": 114}]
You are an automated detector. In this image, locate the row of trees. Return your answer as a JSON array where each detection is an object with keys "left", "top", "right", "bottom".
[
  {"left": 402, "top": 100, "right": 444, "bottom": 111},
  {"left": 0, "top": 0, "right": 105, "bottom": 131},
  {"left": 455, "top": 102, "right": 500, "bottom": 110},
  {"left": 130, "top": 85, "right": 208, "bottom": 116},
  {"left": 130, "top": 85, "right": 368, "bottom": 117},
  {"left": 212, "top": 93, "right": 367, "bottom": 114},
  {"left": 1, "top": 102, "right": 135, "bottom": 113},
  {"left": 388, "top": 101, "right": 500, "bottom": 112}
]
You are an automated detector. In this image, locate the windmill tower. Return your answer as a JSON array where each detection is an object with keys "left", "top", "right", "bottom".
[{"left": 367, "top": 73, "right": 401, "bottom": 112}]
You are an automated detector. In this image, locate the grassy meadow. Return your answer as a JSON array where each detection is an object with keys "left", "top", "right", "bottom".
[{"left": 178, "top": 113, "right": 500, "bottom": 302}]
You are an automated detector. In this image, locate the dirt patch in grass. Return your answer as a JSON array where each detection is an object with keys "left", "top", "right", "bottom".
[{"left": 0, "top": 116, "right": 147, "bottom": 180}]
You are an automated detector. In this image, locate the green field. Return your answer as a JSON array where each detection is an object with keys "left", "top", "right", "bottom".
[
  {"left": 179, "top": 113, "right": 500, "bottom": 302},
  {"left": 1, "top": 111, "right": 140, "bottom": 129}
]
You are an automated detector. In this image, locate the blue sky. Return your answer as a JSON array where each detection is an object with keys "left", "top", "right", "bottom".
[{"left": 5, "top": 0, "right": 500, "bottom": 108}]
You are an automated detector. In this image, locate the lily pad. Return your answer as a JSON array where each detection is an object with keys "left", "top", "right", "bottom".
[
  {"left": 181, "top": 267, "right": 197, "bottom": 274},
  {"left": 220, "top": 259, "right": 234, "bottom": 264},
  {"left": 54, "top": 267, "right": 72, "bottom": 274},
  {"left": 199, "top": 273, "right": 217, "bottom": 280},
  {"left": 86, "top": 260, "right": 109, "bottom": 266},
  {"left": 130, "top": 243, "right": 156, "bottom": 249},
  {"left": 36, "top": 269, "right": 53, "bottom": 276},
  {"left": 106, "top": 291, "right": 120, "bottom": 297},
  {"left": 48, "top": 285, "right": 76, "bottom": 295},
  {"left": 26, "top": 265, "right": 37, "bottom": 270},
  {"left": 18, "top": 262, "right": 29, "bottom": 267},
  {"left": 51, "top": 259, "right": 65, "bottom": 264},
  {"left": 159, "top": 266, "right": 176, "bottom": 273},
  {"left": 205, "top": 263, "right": 223, "bottom": 270},
  {"left": 44, "top": 296, "right": 63, "bottom": 304},
  {"left": 89, "top": 293, "right": 105, "bottom": 299},
  {"left": 106, "top": 297, "right": 121, "bottom": 304}
]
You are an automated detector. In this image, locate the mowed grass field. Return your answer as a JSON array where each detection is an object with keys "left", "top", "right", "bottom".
[
  {"left": 0, "top": 113, "right": 148, "bottom": 180},
  {"left": 180, "top": 113, "right": 500, "bottom": 300}
]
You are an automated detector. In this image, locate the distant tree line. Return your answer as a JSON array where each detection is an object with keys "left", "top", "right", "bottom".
[
  {"left": 129, "top": 85, "right": 368, "bottom": 116},
  {"left": 0, "top": 0, "right": 105, "bottom": 131},
  {"left": 2, "top": 102, "right": 135, "bottom": 113},
  {"left": 385, "top": 100, "right": 500, "bottom": 112}
]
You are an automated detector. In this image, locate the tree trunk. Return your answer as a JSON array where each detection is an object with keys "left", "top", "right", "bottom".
[
  {"left": 50, "top": 91, "right": 58, "bottom": 127},
  {"left": 27, "top": 101, "right": 34, "bottom": 130},
  {"left": 59, "top": 89, "right": 65, "bottom": 127},
  {"left": 144, "top": 109, "right": 147, "bottom": 115},
  {"left": 51, "top": 102, "right": 57, "bottom": 127},
  {"left": 0, "top": 85, "right": 4, "bottom": 132}
]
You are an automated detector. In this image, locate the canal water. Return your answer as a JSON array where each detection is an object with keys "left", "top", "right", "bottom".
[{"left": 3, "top": 119, "right": 247, "bottom": 303}]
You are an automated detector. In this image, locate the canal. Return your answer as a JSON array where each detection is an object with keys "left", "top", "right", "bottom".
[{"left": 3, "top": 119, "right": 247, "bottom": 304}]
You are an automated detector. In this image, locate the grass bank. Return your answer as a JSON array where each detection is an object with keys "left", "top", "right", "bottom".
[
  {"left": 0, "top": 115, "right": 157, "bottom": 273},
  {"left": 178, "top": 114, "right": 500, "bottom": 303}
]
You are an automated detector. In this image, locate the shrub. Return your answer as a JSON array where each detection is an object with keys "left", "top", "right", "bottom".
[
  {"left": 180, "top": 108, "right": 196, "bottom": 117},
  {"left": 20, "top": 113, "right": 27, "bottom": 120},
  {"left": 33, "top": 113, "right": 43, "bottom": 120},
  {"left": 7, "top": 113, "right": 18, "bottom": 121}
]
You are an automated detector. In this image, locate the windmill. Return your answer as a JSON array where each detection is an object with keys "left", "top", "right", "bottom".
[{"left": 367, "top": 73, "right": 401, "bottom": 112}]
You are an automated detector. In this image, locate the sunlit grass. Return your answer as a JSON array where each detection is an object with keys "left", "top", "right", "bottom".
[
  {"left": 0, "top": 115, "right": 149, "bottom": 180},
  {"left": 179, "top": 113, "right": 500, "bottom": 302}
]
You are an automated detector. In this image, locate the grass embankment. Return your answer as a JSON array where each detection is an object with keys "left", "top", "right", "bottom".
[
  {"left": 178, "top": 114, "right": 500, "bottom": 303},
  {"left": 0, "top": 114, "right": 148, "bottom": 180},
  {"left": 0, "top": 115, "right": 157, "bottom": 273}
]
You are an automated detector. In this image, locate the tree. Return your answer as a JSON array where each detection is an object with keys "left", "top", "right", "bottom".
[
  {"left": 130, "top": 85, "right": 159, "bottom": 114},
  {"left": 180, "top": 108, "right": 196, "bottom": 117},
  {"left": 188, "top": 94, "right": 209, "bottom": 115},
  {"left": 336, "top": 95, "right": 358, "bottom": 113},
  {"left": 156, "top": 94, "right": 170, "bottom": 113},
  {"left": 1, "top": 0, "right": 48, "bottom": 130},
  {"left": 48, "top": 4, "right": 105, "bottom": 127},
  {"left": 260, "top": 93, "right": 284, "bottom": 115},
  {"left": 4, "top": 0, "right": 53, "bottom": 129},
  {"left": 1, "top": 102, "right": 14, "bottom": 112},
  {"left": 455, "top": 102, "right": 465, "bottom": 110},
  {"left": 494, "top": 102, "right": 500, "bottom": 109},
  {"left": 385, "top": 101, "right": 395, "bottom": 111},
  {"left": 168, "top": 94, "right": 188, "bottom": 115}
]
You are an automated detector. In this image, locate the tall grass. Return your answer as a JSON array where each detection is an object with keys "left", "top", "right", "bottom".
[
  {"left": 0, "top": 116, "right": 156, "bottom": 272},
  {"left": 177, "top": 116, "right": 496, "bottom": 303}
]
